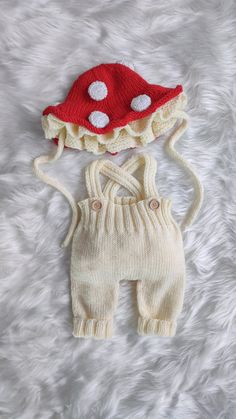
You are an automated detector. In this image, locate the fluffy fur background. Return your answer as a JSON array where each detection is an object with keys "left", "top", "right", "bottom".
[{"left": 0, "top": 1, "right": 236, "bottom": 418}]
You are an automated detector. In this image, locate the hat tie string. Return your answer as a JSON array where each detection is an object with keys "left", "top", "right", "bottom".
[
  {"left": 33, "top": 137, "right": 78, "bottom": 247},
  {"left": 165, "top": 110, "right": 204, "bottom": 231}
]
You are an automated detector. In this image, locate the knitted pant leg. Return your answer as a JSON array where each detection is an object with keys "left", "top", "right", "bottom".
[
  {"left": 136, "top": 275, "right": 185, "bottom": 337},
  {"left": 71, "top": 278, "right": 119, "bottom": 339}
]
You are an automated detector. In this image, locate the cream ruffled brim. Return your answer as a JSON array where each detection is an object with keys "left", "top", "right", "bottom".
[{"left": 42, "top": 93, "right": 187, "bottom": 155}]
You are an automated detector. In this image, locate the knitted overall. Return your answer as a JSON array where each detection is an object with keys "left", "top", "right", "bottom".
[{"left": 71, "top": 154, "right": 186, "bottom": 339}]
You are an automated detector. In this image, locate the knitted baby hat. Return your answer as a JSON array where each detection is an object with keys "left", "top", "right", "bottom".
[
  {"left": 42, "top": 63, "right": 186, "bottom": 155},
  {"left": 33, "top": 63, "right": 203, "bottom": 247}
]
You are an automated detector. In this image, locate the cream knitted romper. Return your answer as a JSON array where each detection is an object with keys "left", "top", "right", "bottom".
[{"left": 71, "top": 154, "right": 186, "bottom": 339}]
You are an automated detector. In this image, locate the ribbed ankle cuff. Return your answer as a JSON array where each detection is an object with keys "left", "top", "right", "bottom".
[
  {"left": 73, "top": 318, "right": 113, "bottom": 339},
  {"left": 138, "top": 317, "right": 177, "bottom": 337}
]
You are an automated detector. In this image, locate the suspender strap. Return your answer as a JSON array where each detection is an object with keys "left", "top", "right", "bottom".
[
  {"left": 85, "top": 159, "right": 144, "bottom": 200},
  {"left": 33, "top": 137, "right": 78, "bottom": 248},
  {"left": 165, "top": 110, "right": 204, "bottom": 231},
  {"left": 103, "top": 154, "right": 159, "bottom": 200}
]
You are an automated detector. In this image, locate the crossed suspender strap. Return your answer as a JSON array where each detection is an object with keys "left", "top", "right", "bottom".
[{"left": 85, "top": 154, "right": 159, "bottom": 200}]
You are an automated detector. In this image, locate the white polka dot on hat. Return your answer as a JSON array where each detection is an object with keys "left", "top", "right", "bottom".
[
  {"left": 131, "top": 94, "right": 151, "bottom": 112},
  {"left": 88, "top": 110, "right": 110, "bottom": 128},
  {"left": 88, "top": 81, "right": 108, "bottom": 101}
]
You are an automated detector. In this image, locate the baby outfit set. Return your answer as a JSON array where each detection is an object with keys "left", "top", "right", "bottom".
[{"left": 33, "top": 62, "right": 203, "bottom": 339}]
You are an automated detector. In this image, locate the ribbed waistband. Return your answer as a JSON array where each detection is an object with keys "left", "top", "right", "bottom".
[{"left": 77, "top": 197, "right": 177, "bottom": 234}]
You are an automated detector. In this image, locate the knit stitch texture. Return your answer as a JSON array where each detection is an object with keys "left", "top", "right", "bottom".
[
  {"left": 71, "top": 154, "right": 186, "bottom": 339},
  {"left": 42, "top": 93, "right": 187, "bottom": 155},
  {"left": 43, "top": 63, "right": 183, "bottom": 134}
]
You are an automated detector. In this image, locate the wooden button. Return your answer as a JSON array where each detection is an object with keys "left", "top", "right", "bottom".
[
  {"left": 149, "top": 199, "right": 159, "bottom": 210},
  {"left": 91, "top": 200, "right": 102, "bottom": 211}
]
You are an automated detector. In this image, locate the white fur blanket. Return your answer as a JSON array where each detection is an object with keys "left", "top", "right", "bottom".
[{"left": 0, "top": 1, "right": 236, "bottom": 418}]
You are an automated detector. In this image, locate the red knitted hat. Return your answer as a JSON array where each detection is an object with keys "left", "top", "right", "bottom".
[{"left": 42, "top": 62, "right": 187, "bottom": 154}]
